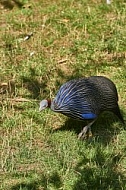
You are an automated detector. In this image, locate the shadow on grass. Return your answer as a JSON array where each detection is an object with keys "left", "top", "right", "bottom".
[
  {"left": 9, "top": 112, "right": 125, "bottom": 190},
  {"left": 11, "top": 181, "right": 37, "bottom": 190},
  {"left": 11, "top": 172, "right": 62, "bottom": 190},
  {"left": 73, "top": 149, "right": 126, "bottom": 190},
  {"left": 0, "top": 0, "right": 24, "bottom": 10},
  {"left": 21, "top": 67, "right": 47, "bottom": 99},
  {"left": 54, "top": 111, "right": 125, "bottom": 145}
]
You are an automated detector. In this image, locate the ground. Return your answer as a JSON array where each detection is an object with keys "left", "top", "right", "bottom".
[{"left": 0, "top": 0, "right": 126, "bottom": 189}]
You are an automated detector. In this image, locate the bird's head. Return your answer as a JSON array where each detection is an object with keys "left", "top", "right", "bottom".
[{"left": 39, "top": 99, "right": 51, "bottom": 111}]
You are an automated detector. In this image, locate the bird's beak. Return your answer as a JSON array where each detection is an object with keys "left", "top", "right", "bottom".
[
  {"left": 39, "top": 107, "right": 42, "bottom": 111},
  {"left": 39, "top": 106, "right": 43, "bottom": 111}
]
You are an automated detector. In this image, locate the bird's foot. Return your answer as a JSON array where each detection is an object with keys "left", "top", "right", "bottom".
[{"left": 78, "top": 126, "right": 92, "bottom": 140}]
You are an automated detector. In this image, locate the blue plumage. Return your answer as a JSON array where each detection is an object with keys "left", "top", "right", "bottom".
[
  {"left": 81, "top": 113, "right": 97, "bottom": 119},
  {"left": 40, "top": 76, "right": 124, "bottom": 139}
]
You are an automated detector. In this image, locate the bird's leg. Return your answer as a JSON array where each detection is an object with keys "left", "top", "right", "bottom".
[{"left": 78, "top": 119, "right": 96, "bottom": 140}]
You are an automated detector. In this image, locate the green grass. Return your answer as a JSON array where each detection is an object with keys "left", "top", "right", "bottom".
[{"left": 0, "top": 0, "right": 126, "bottom": 189}]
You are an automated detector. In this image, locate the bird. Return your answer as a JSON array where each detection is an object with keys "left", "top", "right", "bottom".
[{"left": 39, "top": 76, "right": 124, "bottom": 139}]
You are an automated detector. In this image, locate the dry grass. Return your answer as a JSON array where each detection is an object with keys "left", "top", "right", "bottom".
[{"left": 0, "top": 0, "right": 126, "bottom": 189}]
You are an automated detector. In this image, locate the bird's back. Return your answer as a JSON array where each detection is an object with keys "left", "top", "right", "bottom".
[{"left": 51, "top": 76, "right": 122, "bottom": 121}]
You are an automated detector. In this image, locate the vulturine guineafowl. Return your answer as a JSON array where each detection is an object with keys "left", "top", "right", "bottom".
[{"left": 39, "top": 76, "right": 124, "bottom": 139}]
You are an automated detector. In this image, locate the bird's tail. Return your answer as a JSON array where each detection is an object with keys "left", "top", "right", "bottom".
[{"left": 113, "top": 106, "right": 125, "bottom": 124}]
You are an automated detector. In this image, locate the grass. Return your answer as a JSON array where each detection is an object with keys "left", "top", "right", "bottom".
[{"left": 0, "top": 0, "right": 126, "bottom": 189}]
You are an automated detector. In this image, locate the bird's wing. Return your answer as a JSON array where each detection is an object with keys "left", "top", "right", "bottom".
[{"left": 68, "top": 96, "right": 97, "bottom": 120}]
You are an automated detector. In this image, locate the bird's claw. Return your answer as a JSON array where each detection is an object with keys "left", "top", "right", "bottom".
[{"left": 78, "top": 126, "right": 92, "bottom": 140}]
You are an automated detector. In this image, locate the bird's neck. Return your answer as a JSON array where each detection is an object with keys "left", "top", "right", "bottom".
[{"left": 47, "top": 99, "right": 51, "bottom": 108}]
